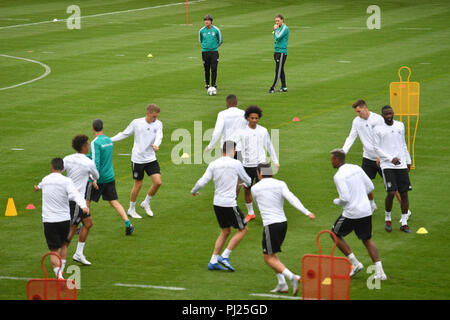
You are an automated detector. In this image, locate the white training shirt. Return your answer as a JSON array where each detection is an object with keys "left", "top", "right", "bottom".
[
  {"left": 233, "top": 125, "right": 279, "bottom": 167},
  {"left": 111, "top": 118, "right": 163, "bottom": 164},
  {"left": 251, "top": 178, "right": 311, "bottom": 227},
  {"left": 63, "top": 153, "right": 99, "bottom": 195},
  {"left": 333, "top": 164, "right": 374, "bottom": 219},
  {"left": 37, "top": 173, "right": 87, "bottom": 223},
  {"left": 373, "top": 120, "right": 411, "bottom": 170},
  {"left": 342, "top": 112, "right": 384, "bottom": 161},
  {"left": 207, "top": 107, "right": 247, "bottom": 151},
  {"left": 191, "top": 156, "right": 251, "bottom": 207}
]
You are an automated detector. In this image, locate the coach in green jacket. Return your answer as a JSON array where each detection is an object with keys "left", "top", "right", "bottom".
[
  {"left": 199, "top": 14, "right": 222, "bottom": 90},
  {"left": 268, "top": 14, "right": 289, "bottom": 93}
]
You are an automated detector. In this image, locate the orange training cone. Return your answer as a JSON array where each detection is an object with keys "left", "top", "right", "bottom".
[
  {"left": 26, "top": 203, "right": 36, "bottom": 210},
  {"left": 292, "top": 117, "right": 300, "bottom": 122},
  {"left": 5, "top": 198, "right": 18, "bottom": 216}
]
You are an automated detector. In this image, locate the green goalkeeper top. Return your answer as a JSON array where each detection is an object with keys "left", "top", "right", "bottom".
[{"left": 87, "top": 134, "right": 115, "bottom": 184}]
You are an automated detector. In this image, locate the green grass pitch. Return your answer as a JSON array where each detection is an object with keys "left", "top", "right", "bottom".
[{"left": 1, "top": 0, "right": 449, "bottom": 300}]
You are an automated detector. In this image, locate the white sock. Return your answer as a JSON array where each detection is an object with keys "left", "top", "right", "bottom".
[
  {"left": 281, "top": 268, "right": 294, "bottom": 281},
  {"left": 222, "top": 248, "right": 232, "bottom": 259},
  {"left": 59, "top": 260, "right": 66, "bottom": 278},
  {"left": 245, "top": 202, "right": 254, "bottom": 215},
  {"left": 210, "top": 254, "right": 219, "bottom": 264},
  {"left": 76, "top": 242, "right": 85, "bottom": 256},
  {"left": 144, "top": 195, "right": 153, "bottom": 204},
  {"left": 53, "top": 267, "right": 60, "bottom": 278},
  {"left": 385, "top": 211, "right": 391, "bottom": 221},
  {"left": 401, "top": 213, "right": 408, "bottom": 226},
  {"left": 347, "top": 253, "right": 360, "bottom": 266},
  {"left": 129, "top": 201, "right": 136, "bottom": 210},
  {"left": 375, "top": 261, "right": 384, "bottom": 273},
  {"left": 276, "top": 273, "right": 287, "bottom": 285}
]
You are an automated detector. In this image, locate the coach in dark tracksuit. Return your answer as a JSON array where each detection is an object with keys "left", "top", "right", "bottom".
[
  {"left": 199, "top": 14, "right": 223, "bottom": 90},
  {"left": 269, "top": 14, "right": 290, "bottom": 93}
]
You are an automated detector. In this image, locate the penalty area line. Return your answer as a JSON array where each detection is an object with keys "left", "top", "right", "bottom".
[{"left": 114, "top": 283, "right": 186, "bottom": 291}]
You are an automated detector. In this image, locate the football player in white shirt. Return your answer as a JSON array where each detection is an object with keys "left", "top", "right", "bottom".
[
  {"left": 191, "top": 141, "right": 252, "bottom": 272},
  {"left": 374, "top": 106, "right": 413, "bottom": 233},
  {"left": 342, "top": 100, "right": 384, "bottom": 212},
  {"left": 330, "top": 149, "right": 386, "bottom": 280},
  {"left": 61, "top": 135, "right": 99, "bottom": 266},
  {"left": 234, "top": 105, "right": 280, "bottom": 222},
  {"left": 205, "top": 94, "right": 247, "bottom": 154},
  {"left": 34, "top": 158, "right": 89, "bottom": 279},
  {"left": 111, "top": 104, "right": 163, "bottom": 218},
  {"left": 251, "top": 163, "right": 315, "bottom": 295}
]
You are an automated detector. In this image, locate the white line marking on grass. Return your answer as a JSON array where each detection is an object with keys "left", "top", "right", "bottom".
[
  {"left": 0, "top": 54, "right": 51, "bottom": 91},
  {"left": 337, "top": 60, "right": 352, "bottom": 63},
  {"left": 118, "top": 153, "right": 131, "bottom": 156},
  {"left": 420, "top": 62, "right": 432, "bottom": 65},
  {"left": 11, "top": 148, "right": 25, "bottom": 151},
  {"left": 0, "top": 276, "right": 30, "bottom": 281},
  {"left": 114, "top": 283, "right": 186, "bottom": 291},
  {"left": 249, "top": 293, "right": 302, "bottom": 300},
  {"left": 0, "top": 0, "right": 206, "bottom": 30},
  {"left": 338, "top": 27, "right": 366, "bottom": 30},
  {"left": 399, "top": 27, "right": 432, "bottom": 30}
]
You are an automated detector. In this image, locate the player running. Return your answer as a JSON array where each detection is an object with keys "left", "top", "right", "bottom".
[
  {"left": 62, "top": 135, "right": 99, "bottom": 265},
  {"left": 86, "top": 119, "right": 134, "bottom": 235},
  {"left": 330, "top": 149, "right": 387, "bottom": 280},
  {"left": 251, "top": 163, "right": 315, "bottom": 296},
  {"left": 111, "top": 104, "right": 163, "bottom": 218},
  {"left": 191, "top": 141, "right": 251, "bottom": 272},
  {"left": 34, "top": 158, "right": 89, "bottom": 279}
]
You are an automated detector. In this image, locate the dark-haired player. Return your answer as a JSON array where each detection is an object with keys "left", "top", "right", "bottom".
[
  {"left": 199, "top": 14, "right": 222, "bottom": 90},
  {"left": 191, "top": 141, "right": 251, "bottom": 272},
  {"left": 34, "top": 158, "right": 89, "bottom": 279},
  {"left": 330, "top": 149, "right": 387, "bottom": 280},
  {"left": 233, "top": 105, "right": 280, "bottom": 222},
  {"left": 251, "top": 163, "right": 315, "bottom": 295},
  {"left": 87, "top": 119, "right": 134, "bottom": 235},
  {"left": 62, "top": 135, "right": 99, "bottom": 265},
  {"left": 342, "top": 99, "right": 384, "bottom": 213},
  {"left": 374, "top": 106, "right": 413, "bottom": 233}
]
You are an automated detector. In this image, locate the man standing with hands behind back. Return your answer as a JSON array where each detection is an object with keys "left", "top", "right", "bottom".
[{"left": 199, "top": 14, "right": 223, "bottom": 91}]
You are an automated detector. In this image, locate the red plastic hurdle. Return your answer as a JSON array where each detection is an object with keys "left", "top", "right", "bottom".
[
  {"left": 27, "top": 252, "right": 77, "bottom": 300},
  {"left": 301, "top": 230, "right": 351, "bottom": 300}
]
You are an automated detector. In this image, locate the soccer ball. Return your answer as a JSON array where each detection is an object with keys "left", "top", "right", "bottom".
[{"left": 207, "top": 86, "right": 217, "bottom": 96}]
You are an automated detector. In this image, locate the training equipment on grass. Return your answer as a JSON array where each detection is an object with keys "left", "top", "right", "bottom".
[
  {"left": 390, "top": 66, "right": 420, "bottom": 169},
  {"left": 292, "top": 116, "right": 300, "bottom": 122},
  {"left": 301, "top": 230, "right": 351, "bottom": 300},
  {"left": 147, "top": 53, "right": 153, "bottom": 58},
  {"left": 416, "top": 227, "right": 428, "bottom": 234},
  {"left": 27, "top": 252, "right": 77, "bottom": 300},
  {"left": 5, "top": 198, "right": 18, "bottom": 216},
  {"left": 207, "top": 86, "right": 217, "bottom": 96},
  {"left": 26, "top": 203, "right": 36, "bottom": 210}
]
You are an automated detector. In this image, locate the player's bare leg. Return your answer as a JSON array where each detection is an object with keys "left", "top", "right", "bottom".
[
  {"left": 333, "top": 233, "right": 363, "bottom": 277},
  {"left": 264, "top": 253, "right": 299, "bottom": 295},
  {"left": 140, "top": 174, "right": 161, "bottom": 217},
  {"left": 384, "top": 191, "right": 396, "bottom": 232}
]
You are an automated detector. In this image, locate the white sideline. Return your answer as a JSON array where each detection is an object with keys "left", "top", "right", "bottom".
[
  {"left": 249, "top": 293, "right": 303, "bottom": 300},
  {"left": 0, "top": 54, "right": 51, "bottom": 91},
  {"left": 114, "top": 283, "right": 186, "bottom": 291},
  {"left": 0, "top": 0, "right": 206, "bottom": 30}
]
